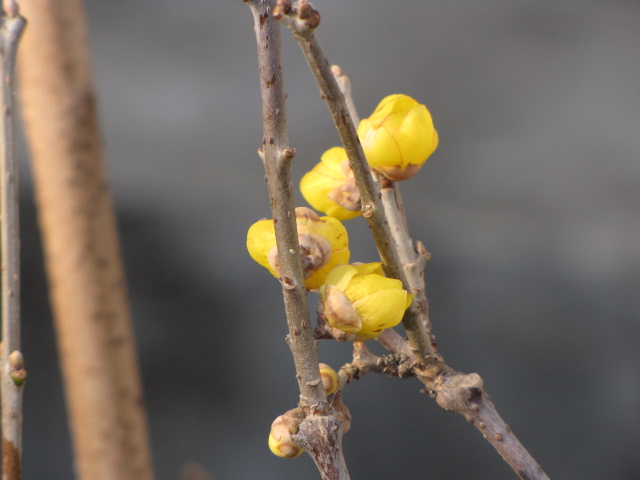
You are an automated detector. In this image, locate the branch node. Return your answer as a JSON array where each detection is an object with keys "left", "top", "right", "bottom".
[{"left": 361, "top": 203, "right": 374, "bottom": 218}]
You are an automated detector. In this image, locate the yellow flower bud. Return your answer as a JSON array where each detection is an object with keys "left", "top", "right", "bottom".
[
  {"left": 318, "top": 363, "right": 340, "bottom": 395},
  {"left": 319, "top": 262, "right": 413, "bottom": 341},
  {"left": 268, "top": 408, "right": 305, "bottom": 459},
  {"left": 246, "top": 207, "right": 350, "bottom": 290},
  {"left": 357, "top": 94, "right": 438, "bottom": 181},
  {"left": 300, "top": 147, "right": 361, "bottom": 220}
]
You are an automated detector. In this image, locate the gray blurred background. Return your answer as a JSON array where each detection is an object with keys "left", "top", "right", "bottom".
[{"left": 20, "top": 1, "right": 640, "bottom": 479}]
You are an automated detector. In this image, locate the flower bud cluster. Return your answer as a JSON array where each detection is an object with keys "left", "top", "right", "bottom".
[{"left": 248, "top": 97, "right": 433, "bottom": 337}]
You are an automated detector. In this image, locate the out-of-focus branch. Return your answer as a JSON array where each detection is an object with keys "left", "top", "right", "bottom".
[
  {"left": 275, "top": 0, "right": 433, "bottom": 363},
  {"left": 245, "top": 1, "right": 349, "bottom": 478},
  {"left": 0, "top": 2, "right": 26, "bottom": 478},
  {"left": 17, "top": 1, "right": 154, "bottom": 479}
]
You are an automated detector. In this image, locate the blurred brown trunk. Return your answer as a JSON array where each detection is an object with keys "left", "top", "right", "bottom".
[{"left": 17, "top": 1, "right": 154, "bottom": 479}]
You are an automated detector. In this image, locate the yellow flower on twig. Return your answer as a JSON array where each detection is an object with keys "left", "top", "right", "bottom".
[
  {"left": 247, "top": 207, "right": 350, "bottom": 290},
  {"left": 319, "top": 262, "right": 412, "bottom": 341},
  {"left": 300, "top": 147, "right": 361, "bottom": 220},
  {"left": 358, "top": 94, "right": 438, "bottom": 181}
]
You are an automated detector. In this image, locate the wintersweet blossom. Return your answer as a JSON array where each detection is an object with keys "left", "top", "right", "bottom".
[
  {"left": 300, "top": 147, "right": 361, "bottom": 220},
  {"left": 246, "top": 207, "right": 350, "bottom": 290},
  {"left": 358, "top": 94, "right": 438, "bottom": 181},
  {"left": 319, "top": 262, "right": 412, "bottom": 341}
]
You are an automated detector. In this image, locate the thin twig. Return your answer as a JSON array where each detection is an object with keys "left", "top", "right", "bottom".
[
  {"left": 421, "top": 367, "right": 550, "bottom": 480},
  {"left": 246, "top": 2, "right": 350, "bottom": 478},
  {"left": 334, "top": 66, "right": 438, "bottom": 355},
  {"left": 276, "top": 1, "right": 433, "bottom": 363},
  {"left": 246, "top": 0, "right": 324, "bottom": 410},
  {"left": 338, "top": 342, "right": 413, "bottom": 387},
  {"left": 0, "top": 3, "right": 26, "bottom": 478}
]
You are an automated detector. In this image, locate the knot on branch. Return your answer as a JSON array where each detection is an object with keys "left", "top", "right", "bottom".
[
  {"left": 292, "top": 410, "right": 345, "bottom": 460},
  {"left": 432, "top": 372, "right": 485, "bottom": 414},
  {"left": 379, "top": 352, "right": 414, "bottom": 378},
  {"left": 275, "top": 0, "right": 321, "bottom": 35}
]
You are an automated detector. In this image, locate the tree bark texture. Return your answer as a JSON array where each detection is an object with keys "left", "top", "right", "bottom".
[{"left": 17, "top": 1, "right": 154, "bottom": 479}]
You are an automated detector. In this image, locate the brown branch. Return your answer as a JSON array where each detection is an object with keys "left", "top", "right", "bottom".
[
  {"left": 422, "top": 368, "right": 551, "bottom": 480},
  {"left": 275, "top": 1, "right": 433, "bottom": 364},
  {"left": 338, "top": 342, "right": 413, "bottom": 387},
  {"left": 292, "top": 413, "right": 350, "bottom": 480},
  {"left": 17, "top": 1, "right": 154, "bottom": 479},
  {"left": 246, "top": 2, "right": 351, "bottom": 478},
  {"left": 245, "top": 0, "right": 324, "bottom": 410},
  {"left": 0, "top": 3, "right": 26, "bottom": 478}
]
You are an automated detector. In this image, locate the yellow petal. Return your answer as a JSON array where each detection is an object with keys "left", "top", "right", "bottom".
[
  {"left": 353, "top": 288, "right": 408, "bottom": 336},
  {"left": 323, "top": 264, "right": 358, "bottom": 291},
  {"left": 368, "top": 94, "right": 418, "bottom": 129},
  {"left": 352, "top": 262, "right": 383, "bottom": 276},
  {"left": 303, "top": 215, "right": 350, "bottom": 289},
  {"left": 396, "top": 104, "right": 437, "bottom": 166},
  {"left": 345, "top": 273, "right": 404, "bottom": 304},
  {"left": 300, "top": 147, "right": 361, "bottom": 221},
  {"left": 405, "top": 293, "right": 414, "bottom": 310},
  {"left": 246, "top": 219, "right": 278, "bottom": 277},
  {"left": 321, "top": 146, "right": 351, "bottom": 172},
  {"left": 358, "top": 119, "right": 403, "bottom": 168}
]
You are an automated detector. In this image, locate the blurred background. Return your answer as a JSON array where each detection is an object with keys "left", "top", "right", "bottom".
[{"left": 19, "top": 0, "right": 640, "bottom": 479}]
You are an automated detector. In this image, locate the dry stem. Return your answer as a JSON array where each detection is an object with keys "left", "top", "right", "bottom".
[
  {"left": 17, "top": 1, "right": 154, "bottom": 478},
  {"left": 246, "top": 2, "right": 351, "bottom": 477},
  {"left": 246, "top": 0, "right": 324, "bottom": 410},
  {"left": 0, "top": 3, "right": 25, "bottom": 478}
]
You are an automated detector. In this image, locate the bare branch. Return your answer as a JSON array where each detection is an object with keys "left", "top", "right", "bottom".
[
  {"left": 276, "top": 0, "right": 433, "bottom": 363},
  {"left": 338, "top": 342, "right": 413, "bottom": 386},
  {"left": 423, "top": 369, "right": 551, "bottom": 480},
  {"left": 245, "top": 0, "right": 325, "bottom": 409},
  {"left": 0, "top": 4, "right": 25, "bottom": 478},
  {"left": 246, "top": 3, "right": 352, "bottom": 477}
]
